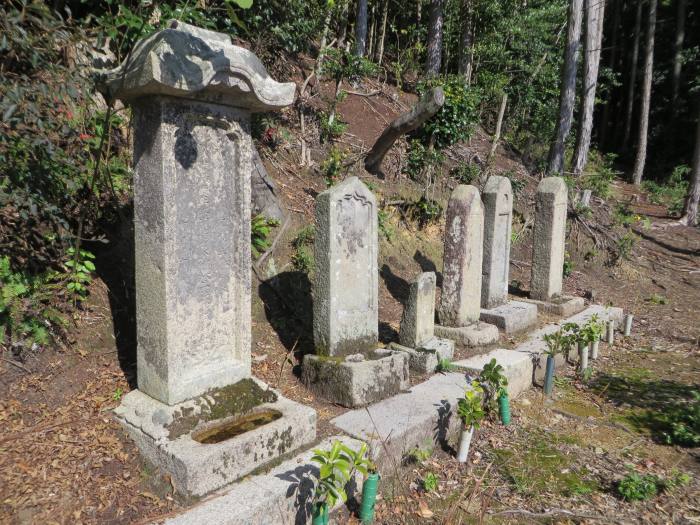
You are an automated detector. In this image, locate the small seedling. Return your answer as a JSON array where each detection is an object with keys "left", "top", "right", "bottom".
[
  {"left": 407, "top": 445, "right": 433, "bottom": 464},
  {"left": 422, "top": 472, "right": 438, "bottom": 492},
  {"left": 112, "top": 387, "right": 124, "bottom": 401},
  {"left": 478, "top": 359, "right": 509, "bottom": 415},
  {"left": 647, "top": 293, "right": 668, "bottom": 305},
  {"left": 436, "top": 358, "right": 456, "bottom": 373}
]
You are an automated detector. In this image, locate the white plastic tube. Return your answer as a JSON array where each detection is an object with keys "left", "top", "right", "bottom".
[
  {"left": 579, "top": 341, "right": 589, "bottom": 374},
  {"left": 624, "top": 314, "right": 633, "bottom": 336},
  {"left": 457, "top": 425, "right": 474, "bottom": 463},
  {"left": 606, "top": 320, "right": 615, "bottom": 344},
  {"left": 590, "top": 340, "right": 599, "bottom": 360}
]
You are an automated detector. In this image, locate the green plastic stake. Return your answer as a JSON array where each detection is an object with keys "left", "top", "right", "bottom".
[
  {"left": 311, "top": 502, "right": 329, "bottom": 525},
  {"left": 499, "top": 392, "right": 511, "bottom": 425},
  {"left": 543, "top": 355, "right": 555, "bottom": 396},
  {"left": 359, "top": 472, "right": 380, "bottom": 523}
]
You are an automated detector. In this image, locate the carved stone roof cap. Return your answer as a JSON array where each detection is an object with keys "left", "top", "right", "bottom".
[{"left": 101, "top": 20, "right": 295, "bottom": 111}]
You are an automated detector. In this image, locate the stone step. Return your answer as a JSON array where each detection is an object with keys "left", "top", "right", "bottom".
[
  {"left": 162, "top": 436, "right": 363, "bottom": 525},
  {"left": 452, "top": 348, "right": 533, "bottom": 398},
  {"left": 331, "top": 372, "right": 468, "bottom": 468}
]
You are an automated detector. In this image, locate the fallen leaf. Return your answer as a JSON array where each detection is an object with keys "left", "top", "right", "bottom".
[{"left": 416, "top": 500, "right": 434, "bottom": 518}]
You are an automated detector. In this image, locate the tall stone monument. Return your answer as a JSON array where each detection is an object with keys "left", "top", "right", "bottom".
[
  {"left": 303, "top": 177, "right": 408, "bottom": 407},
  {"left": 434, "top": 185, "right": 499, "bottom": 346},
  {"left": 102, "top": 21, "right": 316, "bottom": 496},
  {"left": 478, "top": 176, "right": 537, "bottom": 333},
  {"left": 526, "top": 177, "right": 584, "bottom": 315},
  {"left": 390, "top": 272, "right": 454, "bottom": 373}
]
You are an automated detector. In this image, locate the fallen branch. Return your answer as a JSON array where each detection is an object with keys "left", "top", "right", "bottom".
[
  {"left": 1, "top": 357, "right": 31, "bottom": 373},
  {"left": 364, "top": 87, "right": 445, "bottom": 175},
  {"left": 490, "top": 508, "right": 608, "bottom": 521}
]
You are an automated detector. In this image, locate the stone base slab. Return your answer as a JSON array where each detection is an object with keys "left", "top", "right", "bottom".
[
  {"left": 389, "top": 336, "right": 455, "bottom": 374},
  {"left": 163, "top": 436, "right": 363, "bottom": 525},
  {"left": 453, "top": 348, "right": 533, "bottom": 398},
  {"left": 302, "top": 350, "right": 409, "bottom": 408},
  {"left": 434, "top": 321, "right": 499, "bottom": 347},
  {"left": 331, "top": 372, "right": 469, "bottom": 468},
  {"left": 479, "top": 300, "right": 538, "bottom": 334},
  {"left": 514, "top": 305, "right": 624, "bottom": 382},
  {"left": 114, "top": 382, "right": 317, "bottom": 497},
  {"left": 520, "top": 295, "right": 586, "bottom": 317}
]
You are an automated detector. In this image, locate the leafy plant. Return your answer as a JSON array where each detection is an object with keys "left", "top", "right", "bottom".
[
  {"left": 450, "top": 162, "right": 481, "bottom": 185},
  {"left": 457, "top": 386, "right": 486, "bottom": 429},
  {"left": 311, "top": 440, "right": 373, "bottom": 509},
  {"left": 661, "top": 391, "right": 700, "bottom": 447},
  {"left": 617, "top": 472, "right": 660, "bottom": 501},
  {"left": 647, "top": 293, "right": 668, "bottom": 305},
  {"left": 291, "top": 226, "right": 315, "bottom": 273},
  {"left": 251, "top": 215, "right": 279, "bottom": 258},
  {"left": 406, "top": 196, "right": 443, "bottom": 228},
  {"left": 422, "top": 472, "right": 438, "bottom": 492},
  {"left": 642, "top": 165, "right": 690, "bottom": 216},
  {"left": 405, "top": 140, "right": 445, "bottom": 181},
  {"left": 377, "top": 209, "right": 394, "bottom": 240},
  {"left": 64, "top": 247, "right": 96, "bottom": 301},
  {"left": 406, "top": 444, "right": 433, "bottom": 464},
  {"left": 436, "top": 358, "right": 456, "bottom": 373},
  {"left": 542, "top": 323, "right": 579, "bottom": 358},
  {"left": 579, "top": 315, "right": 604, "bottom": 345},
  {"left": 616, "top": 232, "right": 637, "bottom": 261},
  {"left": 478, "top": 359, "right": 509, "bottom": 414},
  {"left": 562, "top": 252, "right": 573, "bottom": 277},
  {"left": 320, "top": 147, "right": 347, "bottom": 187},
  {"left": 320, "top": 114, "right": 348, "bottom": 142},
  {"left": 580, "top": 152, "right": 619, "bottom": 198}
]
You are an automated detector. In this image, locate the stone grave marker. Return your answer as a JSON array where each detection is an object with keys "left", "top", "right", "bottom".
[
  {"left": 103, "top": 21, "right": 316, "bottom": 497},
  {"left": 434, "top": 185, "right": 499, "bottom": 346},
  {"left": 526, "top": 177, "right": 584, "bottom": 316},
  {"left": 303, "top": 177, "right": 408, "bottom": 407},
  {"left": 479, "top": 176, "right": 537, "bottom": 333}
]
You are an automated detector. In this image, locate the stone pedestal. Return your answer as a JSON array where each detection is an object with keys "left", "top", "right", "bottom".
[
  {"left": 480, "top": 300, "right": 539, "bottom": 334},
  {"left": 436, "top": 185, "right": 498, "bottom": 347},
  {"left": 520, "top": 295, "right": 586, "bottom": 316},
  {"left": 305, "top": 177, "right": 407, "bottom": 406},
  {"left": 103, "top": 21, "right": 315, "bottom": 496}
]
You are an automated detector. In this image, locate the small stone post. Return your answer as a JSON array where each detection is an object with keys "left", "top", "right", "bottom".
[
  {"left": 531, "top": 177, "right": 568, "bottom": 301},
  {"left": 102, "top": 21, "right": 295, "bottom": 405},
  {"left": 481, "top": 176, "right": 513, "bottom": 309},
  {"left": 313, "top": 177, "right": 378, "bottom": 356},
  {"left": 400, "top": 272, "right": 436, "bottom": 348},
  {"left": 438, "top": 185, "right": 484, "bottom": 326}
]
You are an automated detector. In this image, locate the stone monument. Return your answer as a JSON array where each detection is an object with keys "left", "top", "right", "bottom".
[
  {"left": 478, "top": 176, "right": 537, "bottom": 333},
  {"left": 302, "top": 177, "right": 409, "bottom": 407},
  {"left": 434, "top": 185, "right": 499, "bottom": 346},
  {"left": 525, "top": 177, "right": 584, "bottom": 316},
  {"left": 102, "top": 21, "right": 316, "bottom": 496},
  {"left": 390, "top": 272, "right": 454, "bottom": 373}
]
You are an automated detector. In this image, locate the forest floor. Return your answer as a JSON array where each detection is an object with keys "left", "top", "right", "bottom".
[{"left": 1, "top": 72, "right": 699, "bottom": 524}]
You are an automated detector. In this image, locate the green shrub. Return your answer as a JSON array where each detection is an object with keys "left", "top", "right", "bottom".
[
  {"left": 580, "top": 153, "right": 619, "bottom": 198},
  {"left": 251, "top": 215, "right": 279, "bottom": 258},
  {"left": 407, "top": 196, "right": 443, "bottom": 228},
  {"left": 416, "top": 76, "right": 481, "bottom": 149},
  {"left": 405, "top": 140, "right": 445, "bottom": 181},
  {"left": 291, "top": 226, "right": 315, "bottom": 273},
  {"left": 642, "top": 165, "right": 690, "bottom": 216},
  {"left": 617, "top": 473, "right": 660, "bottom": 501},
  {"left": 320, "top": 147, "right": 347, "bottom": 186},
  {"left": 422, "top": 472, "right": 438, "bottom": 492},
  {"left": 450, "top": 163, "right": 481, "bottom": 185}
]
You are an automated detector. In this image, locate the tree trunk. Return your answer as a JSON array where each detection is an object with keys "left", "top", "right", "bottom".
[
  {"left": 424, "top": 0, "right": 444, "bottom": 77},
  {"left": 337, "top": 0, "right": 349, "bottom": 49},
  {"left": 671, "top": 0, "right": 686, "bottom": 118},
  {"left": 457, "top": 0, "right": 473, "bottom": 83},
  {"left": 631, "top": 0, "right": 657, "bottom": 186},
  {"left": 354, "top": 0, "right": 368, "bottom": 57},
  {"left": 622, "top": 0, "right": 643, "bottom": 151},
  {"left": 367, "top": 1, "right": 376, "bottom": 58},
  {"left": 375, "top": 0, "right": 389, "bottom": 64},
  {"left": 546, "top": 0, "right": 584, "bottom": 176},
  {"left": 315, "top": 5, "right": 335, "bottom": 78},
  {"left": 572, "top": 0, "right": 606, "bottom": 175},
  {"left": 416, "top": 0, "right": 422, "bottom": 24},
  {"left": 680, "top": 103, "right": 700, "bottom": 225},
  {"left": 488, "top": 93, "right": 508, "bottom": 162},
  {"left": 365, "top": 87, "right": 445, "bottom": 174},
  {"left": 598, "top": 0, "right": 620, "bottom": 149}
]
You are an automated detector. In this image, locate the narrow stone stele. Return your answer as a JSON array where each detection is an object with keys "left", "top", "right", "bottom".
[
  {"left": 434, "top": 185, "right": 499, "bottom": 346},
  {"left": 104, "top": 21, "right": 315, "bottom": 496},
  {"left": 523, "top": 177, "right": 585, "bottom": 317},
  {"left": 303, "top": 177, "right": 408, "bottom": 407},
  {"left": 478, "top": 176, "right": 537, "bottom": 334},
  {"left": 393, "top": 272, "right": 454, "bottom": 372}
]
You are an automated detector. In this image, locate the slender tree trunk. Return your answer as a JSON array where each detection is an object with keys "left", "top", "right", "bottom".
[
  {"left": 315, "top": 5, "right": 335, "bottom": 78},
  {"left": 375, "top": 0, "right": 388, "bottom": 64},
  {"left": 416, "top": 0, "right": 422, "bottom": 25},
  {"left": 457, "top": 0, "right": 473, "bottom": 82},
  {"left": 355, "top": 0, "right": 368, "bottom": 57},
  {"left": 572, "top": 0, "right": 606, "bottom": 175},
  {"left": 337, "top": 0, "right": 349, "bottom": 49},
  {"left": 680, "top": 103, "right": 700, "bottom": 225},
  {"left": 367, "top": 1, "right": 376, "bottom": 58},
  {"left": 488, "top": 93, "right": 508, "bottom": 162},
  {"left": 622, "top": 0, "right": 643, "bottom": 151},
  {"left": 424, "top": 0, "right": 444, "bottom": 76},
  {"left": 671, "top": 0, "right": 686, "bottom": 118},
  {"left": 598, "top": 0, "right": 620, "bottom": 149},
  {"left": 632, "top": 0, "right": 657, "bottom": 186},
  {"left": 546, "top": 0, "right": 584, "bottom": 176}
]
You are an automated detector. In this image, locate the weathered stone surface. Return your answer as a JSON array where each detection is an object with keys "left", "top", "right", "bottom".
[
  {"left": 114, "top": 380, "right": 317, "bottom": 497},
  {"left": 251, "top": 149, "right": 284, "bottom": 221},
  {"left": 390, "top": 338, "right": 454, "bottom": 374},
  {"left": 453, "top": 348, "right": 533, "bottom": 398},
  {"left": 438, "top": 185, "right": 484, "bottom": 327},
  {"left": 313, "top": 177, "right": 378, "bottom": 356},
  {"left": 400, "top": 272, "right": 436, "bottom": 348},
  {"left": 521, "top": 295, "right": 586, "bottom": 316},
  {"left": 515, "top": 305, "right": 623, "bottom": 381},
  {"left": 434, "top": 321, "right": 499, "bottom": 347},
  {"left": 531, "top": 177, "right": 568, "bottom": 301},
  {"left": 102, "top": 21, "right": 295, "bottom": 110},
  {"left": 163, "top": 436, "right": 363, "bottom": 525},
  {"left": 481, "top": 176, "right": 512, "bottom": 309},
  {"left": 302, "top": 351, "right": 409, "bottom": 408},
  {"left": 479, "top": 300, "right": 538, "bottom": 334},
  {"left": 331, "top": 372, "right": 469, "bottom": 468}
]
